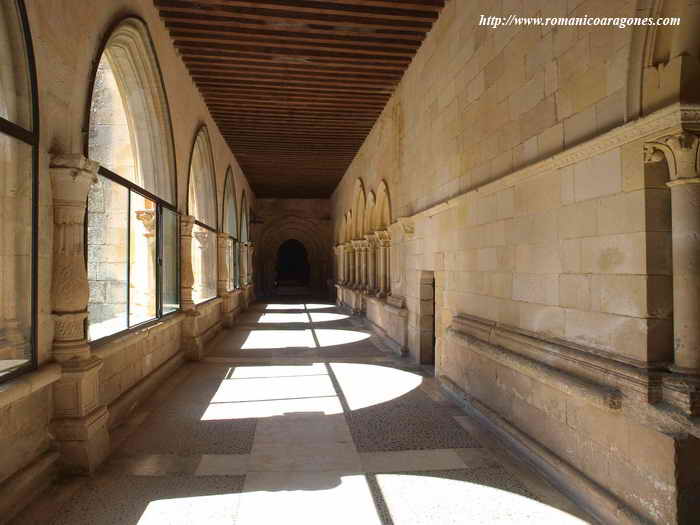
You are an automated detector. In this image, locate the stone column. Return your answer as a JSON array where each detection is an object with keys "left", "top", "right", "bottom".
[
  {"left": 217, "top": 232, "right": 234, "bottom": 328},
  {"left": 366, "top": 234, "right": 377, "bottom": 294},
  {"left": 360, "top": 240, "right": 369, "bottom": 292},
  {"left": 49, "top": 154, "right": 109, "bottom": 473},
  {"left": 376, "top": 230, "right": 390, "bottom": 298},
  {"left": 240, "top": 242, "right": 249, "bottom": 287},
  {"left": 353, "top": 241, "right": 361, "bottom": 289},
  {"left": 134, "top": 210, "right": 156, "bottom": 320},
  {"left": 180, "top": 215, "right": 202, "bottom": 360},
  {"left": 180, "top": 215, "right": 196, "bottom": 312},
  {"left": 646, "top": 133, "right": 700, "bottom": 414}
]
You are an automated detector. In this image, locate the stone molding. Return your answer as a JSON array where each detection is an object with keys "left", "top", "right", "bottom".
[
  {"left": 412, "top": 102, "right": 700, "bottom": 220},
  {"left": 448, "top": 317, "right": 621, "bottom": 411},
  {"left": 447, "top": 313, "right": 700, "bottom": 438}
]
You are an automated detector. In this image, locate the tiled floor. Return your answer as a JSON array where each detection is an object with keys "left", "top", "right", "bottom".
[{"left": 13, "top": 300, "right": 592, "bottom": 524}]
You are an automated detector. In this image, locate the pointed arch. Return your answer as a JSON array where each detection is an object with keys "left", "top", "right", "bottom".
[
  {"left": 222, "top": 167, "right": 238, "bottom": 237},
  {"left": 187, "top": 125, "right": 217, "bottom": 229},
  {"left": 86, "top": 17, "right": 176, "bottom": 204},
  {"left": 240, "top": 190, "right": 249, "bottom": 242},
  {"left": 373, "top": 180, "right": 392, "bottom": 231},
  {"left": 351, "top": 179, "right": 366, "bottom": 239}
]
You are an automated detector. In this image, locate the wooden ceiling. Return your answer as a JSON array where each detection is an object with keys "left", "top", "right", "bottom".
[{"left": 155, "top": 0, "right": 445, "bottom": 198}]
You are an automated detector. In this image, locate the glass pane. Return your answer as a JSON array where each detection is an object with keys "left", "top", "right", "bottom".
[
  {"left": 129, "top": 192, "right": 156, "bottom": 326},
  {"left": 191, "top": 224, "right": 217, "bottom": 304},
  {"left": 162, "top": 208, "right": 179, "bottom": 314},
  {"left": 88, "top": 174, "right": 128, "bottom": 341},
  {"left": 0, "top": 1, "right": 32, "bottom": 130},
  {"left": 0, "top": 134, "right": 32, "bottom": 378}
]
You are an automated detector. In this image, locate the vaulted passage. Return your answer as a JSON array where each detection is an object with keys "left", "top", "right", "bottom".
[
  {"left": 276, "top": 239, "right": 310, "bottom": 287},
  {"left": 4, "top": 1, "right": 700, "bottom": 524}
]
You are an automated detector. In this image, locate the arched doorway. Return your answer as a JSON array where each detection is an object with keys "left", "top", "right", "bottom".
[{"left": 275, "top": 239, "right": 311, "bottom": 295}]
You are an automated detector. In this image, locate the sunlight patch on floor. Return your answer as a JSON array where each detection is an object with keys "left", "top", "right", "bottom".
[
  {"left": 137, "top": 493, "right": 241, "bottom": 525},
  {"left": 376, "top": 473, "right": 588, "bottom": 524},
  {"left": 314, "top": 329, "right": 371, "bottom": 347},
  {"left": 330, "top": 363, "right": 423, "bottom": 411}
]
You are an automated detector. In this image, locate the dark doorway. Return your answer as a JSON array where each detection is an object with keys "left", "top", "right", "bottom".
[{"left": 276, "top": 239, "right": 310, "bottom": 287}]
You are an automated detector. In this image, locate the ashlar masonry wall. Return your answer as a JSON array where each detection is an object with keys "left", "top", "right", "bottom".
[{"left": 332, "top": 1, "right": 700, "bottom": 523}]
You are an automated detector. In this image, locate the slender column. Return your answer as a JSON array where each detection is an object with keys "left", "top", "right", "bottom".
[
  {"left": 344, "top": 244, "right": 351, "bottom": 285},
  {"left": 353, "top": 241, "right": 361, "bottom": 288},
  {"left": 646, "top": 134, "right": 700, "bottom": 414},
  {"left": 49, "top": 154, "right": 109, "bottom": 473},
  {"left": 366, "top": 234, "right": 377, "bottom": 294},
  {"left": 240, "top": 243, "right": 249, "bottom": 287},
  {"left": 180, "top": 215, "right": 196, "bottom": 312},
  {"left": 361, "top": 241, "right": 369, "bottom": 291},
  {"left": 134, "top": 210, "right": 156, "bottom": 320},
  {"left": 217, "top": 233, "right": 236, "bottom": 328},
  {"left": 376, "top": 230, "right": 390, "bottom": 297},
  {"left": 216, "top": 232, "right": 230, "bottom": 297}
]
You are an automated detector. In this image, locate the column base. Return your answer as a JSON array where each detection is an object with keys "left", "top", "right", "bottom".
[{"left": 52, "top": 406, "right": 110, "bottom": 474}]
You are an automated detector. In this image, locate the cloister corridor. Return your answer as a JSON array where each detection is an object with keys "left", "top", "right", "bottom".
[{"left": 11, "top": 300, "right": 590, "bottom": 525}]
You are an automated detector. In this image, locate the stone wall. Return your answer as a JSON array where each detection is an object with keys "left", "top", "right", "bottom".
[
  {"left": 0, "top": 1, "right": 256, "bottom": 522},
  {"left": 331, "top": 1, "right": 700, "bottom": 523}
]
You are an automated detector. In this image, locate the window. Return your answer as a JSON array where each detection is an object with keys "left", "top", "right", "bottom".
[
  {"left": 86, "top": 18, "right": 178, "bottom": 342},
  {"left": 0, "top": 0, "right": 37, "bottom": 380},
  {"left": 188, "top": 127, "right": 218, "bottom": 304},
  {"left": 222, "top": 168, "right": 239, "bottom": 290}
]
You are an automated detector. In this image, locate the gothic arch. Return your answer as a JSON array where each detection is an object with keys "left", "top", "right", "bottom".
[
  {"left": 351, "top": 179, "right": 365, "bottom": 239},
  {"left": 373, "top": 180, "right": 392, "bottom": 231},
  {"left": 187, "top": 125, "right": 217, "bottom": 228},
  {"left": 86, "top": 16, "right": 176, "bottom": 203},
  {"left": 222, "top": 167, "right": 238, "bottom": 237}
]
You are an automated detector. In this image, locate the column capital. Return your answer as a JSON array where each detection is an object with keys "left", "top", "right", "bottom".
[
  {"left": 644, "top": 132, "right": 700, "bottom": 183},
  {"left": 180, "top": 215, "right": 195, "bottom": 236}
]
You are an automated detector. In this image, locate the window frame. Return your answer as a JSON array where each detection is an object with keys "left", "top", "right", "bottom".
[
  {"left": 86, "top": 166, "right": 181, "bottom": 346},
  {"left": 82, "top": 16, "right": 180, "bottom": 346},
  {"left": 0, "top": 0, "right": 40, "bottom": 383}
]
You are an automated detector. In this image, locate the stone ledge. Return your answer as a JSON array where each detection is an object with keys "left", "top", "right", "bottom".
[
  {"left": 447, "top": 327, "right": 621, "bottom": 411},
  {"left": 450, "top": 313, "right": 657, "bottom": 403},
  {"left": 448, "top": 313, "right": 700, "bottom": 439},
  {"left": 0, "top": 450, "right": 60, "bottom": 525},
  {"left": 439, "top": 376, "right": 647, "bottom": 525},
  {"left": 0, "top": 363, "right": 62, "bottom": 409}
]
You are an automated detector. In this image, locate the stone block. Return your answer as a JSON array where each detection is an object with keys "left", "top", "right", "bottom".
[
  {"left": 558, "top": 199, "right": 598, "bottom": 239},
  {"left": 559, "top": 274, "right": 591, "bottom": 310}
]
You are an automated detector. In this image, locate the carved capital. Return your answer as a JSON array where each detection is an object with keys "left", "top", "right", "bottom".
[
  {"left": 645, "top": 132, "right": 700, "bottom": 182},
  {"left": 135, "top": 209, "right": 156, "bottom": 237},
  {"left": 180, "top": 215, "right": 195, "bottom": 237},
  {"left": 50, "top": 154, "right": 99, "bottom": 205}
]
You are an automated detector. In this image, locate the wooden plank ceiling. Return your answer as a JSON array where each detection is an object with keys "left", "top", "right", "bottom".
[{"left": 155, "top": 0, "right": 444, "bottom": 198}]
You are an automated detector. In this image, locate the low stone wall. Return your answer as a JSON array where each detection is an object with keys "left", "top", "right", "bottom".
[
  {"left": 93, "top": 313, "right": 184, "bottom": 426},
  {"left": 336, "top": 285, "right": 408, "bottom": 354},
  {"left": 441, "top": 314, "right": 700, "bottom": 524}
]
